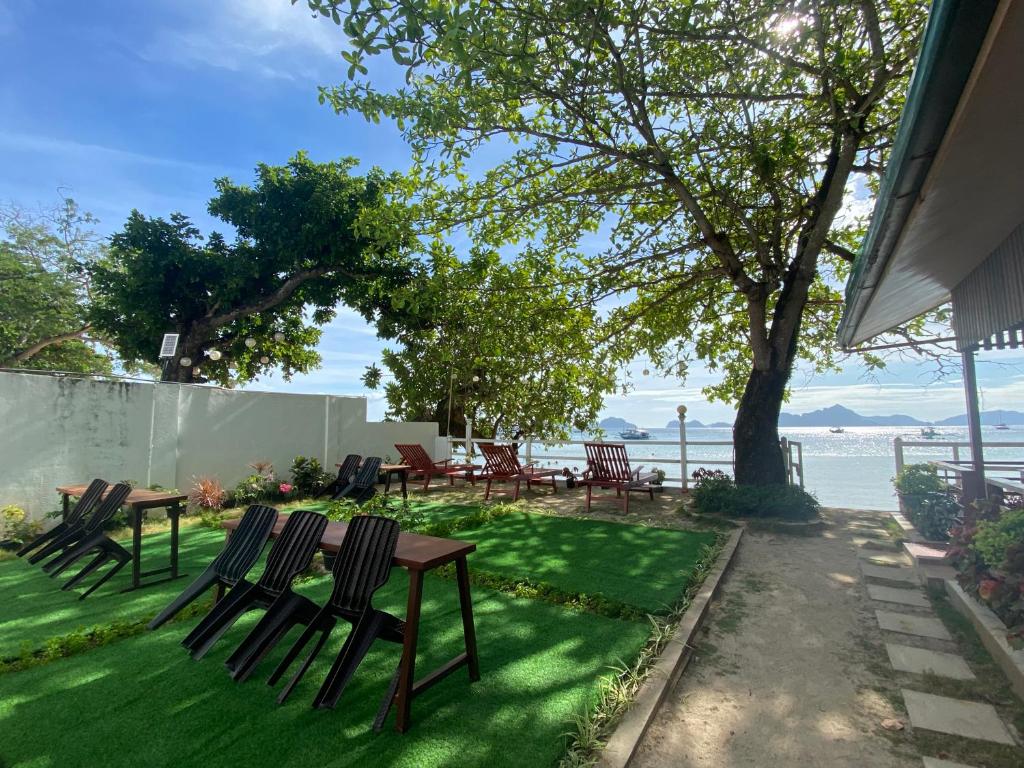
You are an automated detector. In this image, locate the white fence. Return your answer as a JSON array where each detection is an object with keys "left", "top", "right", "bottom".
[
  {"left": 0, "top": 371, "right": 438, "bottom": 519},
  {"left": 447, "top": 419, "right": 804, "bottom": 490},
  {"left": 893, "top": 436, "right": 1024, "bottom": 490}
]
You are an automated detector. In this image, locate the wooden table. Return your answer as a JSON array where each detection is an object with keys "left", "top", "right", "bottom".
[
  {"left": 221, "top": 515, "right": 480, "bottom": 732},
  {"left": 381, "top": 463, "right": 410, "bottom": 499},
  {"left": 57, "top": 484, "right": 188, "bottom": 592}
]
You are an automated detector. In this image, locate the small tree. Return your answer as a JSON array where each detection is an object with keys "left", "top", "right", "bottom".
[
  {"left": 363, "top": 249, "right": 617, "bottom": 438},
  {"left": 0, "top": 198, "right": 111, "bottom": 373},
  {"left": 297, "top": 0, "right": 928, "bottom": 484},
  {"left": 89, "top": 153, "right": 416, "bottom": 384}
]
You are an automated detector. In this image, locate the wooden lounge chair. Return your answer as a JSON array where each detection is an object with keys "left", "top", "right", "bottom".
[
  {"left": 478, "top": 443, "right": 559, "bottom": 501},
  {"left": 580, "top": 442, "right": 657, "bottom": 514},
  {"left": 394, "top": 443, "right": 478, "bottom": 492}
]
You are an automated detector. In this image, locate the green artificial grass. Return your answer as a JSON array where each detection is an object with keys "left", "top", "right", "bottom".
[
  {"left": 448, "top": 512, "right": 718, "bottom": 615},
  {"left": 0, "top": 528, "right": 229, "bottom": 660},
  {"left": 0, "top": 578, "right": 649, "bottom": 768}
]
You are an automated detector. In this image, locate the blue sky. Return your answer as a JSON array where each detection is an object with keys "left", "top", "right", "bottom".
[{"left": 2, "top": 0, "right": 1021, "bottom": 426}]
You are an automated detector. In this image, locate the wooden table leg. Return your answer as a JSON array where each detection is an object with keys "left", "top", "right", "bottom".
[
  {"left": 455, "top": 556, "right": 481, "bottom": 681},
  {"left": 395, "top": 569, "right": 424, "bottom": 733},
  {"left": 130, "top": 505, "right": 143, "bottom": 589},
  {"left": 384, "top": 470, "right": 393, "bottom": 496},
  {"left": 62, "top": 493, "right": 69, "bottom": 522},
  {"left": 400, "top": 469, "right": 408, "bottom": 500},
  {"left": 169, "top": 503, "right": 181, "bottom": 579}
]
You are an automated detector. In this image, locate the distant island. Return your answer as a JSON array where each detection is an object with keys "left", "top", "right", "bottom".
[{"left": 603, "top": 405, "right": 1024, "bottom": 430}]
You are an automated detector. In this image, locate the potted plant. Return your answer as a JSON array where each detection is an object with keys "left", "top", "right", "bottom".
[{"left": 651, "top": 468, "right": 667, "bottom": 492}]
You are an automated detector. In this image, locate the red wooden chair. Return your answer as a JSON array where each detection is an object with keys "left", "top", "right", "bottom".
[
  {"left": 478, "top": 443, "right": 559, "bottom": 501},
  {"left": 394, "top": 443, "right": 479, "bottom": 492},
  {"left": 580, "top": 442, "right": 657, "bottom": 513}
]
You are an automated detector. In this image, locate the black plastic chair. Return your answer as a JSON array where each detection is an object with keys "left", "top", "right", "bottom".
[
  {"left": 147, "top": 504, "right": 279, "bottom": 630},
  {"left": 320, "top": 454, "right": 361, "bottom": 498},
  {"left": 180, "top": 509, "right": 328, "bottom": 660},
  {"left": 38, "top": 482, "right": 133, "bottom": 573},
  {"left": 332, "top": 457, "right": 382, "bottom": 503},
  {"left": 265, "top": 515, "right": 401, "bottom": 713},
  {"left": 18, "top": 478, "right": 108, "bottom": 559}
]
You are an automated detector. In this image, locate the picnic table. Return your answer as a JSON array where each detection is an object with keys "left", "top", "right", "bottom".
[
  {"left": 56, "top": 484, "right": 188, "bottom": 592},
  {"left": 221, "top": 515, "right": 480, "bottom": 732}
]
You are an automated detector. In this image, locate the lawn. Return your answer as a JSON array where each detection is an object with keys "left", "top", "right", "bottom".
[{"left": 0, "top": 504, "right": 718, "bottom": 768}]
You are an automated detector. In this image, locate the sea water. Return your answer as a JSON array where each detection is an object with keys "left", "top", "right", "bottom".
[{"left": 518, "top": 425, "right": 1024, "bottom": 510}]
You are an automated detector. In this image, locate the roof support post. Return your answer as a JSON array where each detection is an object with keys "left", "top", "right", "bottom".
[{"left": 960, "top": 345, "right": 987, "bottom": 505}]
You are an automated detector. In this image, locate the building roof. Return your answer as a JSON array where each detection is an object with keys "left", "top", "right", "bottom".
[{"left": 837, "top": 0, "right": 1022, "bottom": 347}]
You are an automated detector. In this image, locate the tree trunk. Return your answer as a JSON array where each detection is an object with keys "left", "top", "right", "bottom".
[
  {"left": 160, "top": 335, "right": 199, "bottom": 383},
  {"left": 732, "top": 365, "right": 790, "bottom": 485}
]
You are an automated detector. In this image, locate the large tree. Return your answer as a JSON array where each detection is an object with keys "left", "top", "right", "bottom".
[
  {"left": 362, "top": 248, "right": 617, "bottom": 438},
  {"left": 0, "top": 199, "right": 112, "bottom": 373},
  {"left": 297, "top": 0, "right": 927, "bottom": 484},
  {"left": 90, "top": 153, "right": 416, "bottom": 385}
]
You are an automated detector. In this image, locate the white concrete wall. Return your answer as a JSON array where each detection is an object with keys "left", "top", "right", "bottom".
[{"left": 0, "top": 371, "right": 439, "bottom": 519}]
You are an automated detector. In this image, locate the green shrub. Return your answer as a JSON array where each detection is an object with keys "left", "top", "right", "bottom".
[
  {"left": 909, "top": 493, "right": 960, "bottom": 541},
  {"left": 973, "top": 508, "right": 1024, "bottom": 569},
  {"left": 324, "top": 495, "right": 427, "bottom": 531},
  {"left": 289, "top": 456, "right": 333, "bottom": 497},
  {"left": 1, "top": 505, "right": 41, "bottom": 544},
  {"left": 691, "top": 473, "right": 819, "bottom": 521},
  {"left": 232, "top": 473, "right": 275, "bottom": 506},
  {"left": 893, "top": 464, "right": 945, "bottom": 514}
]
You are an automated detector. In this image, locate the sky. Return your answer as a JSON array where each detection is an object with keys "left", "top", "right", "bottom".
[{"left": 1, "top": 0, "right": 1021, "bottom": 427}]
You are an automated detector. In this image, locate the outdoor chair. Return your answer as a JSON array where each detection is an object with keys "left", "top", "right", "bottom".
[
  {"left": 33, "top": 482, "right": 133, "bottom": 571},
  {"left": 331, "top": 456, "right": 382, "bottom": 503},
  {"left": 395, "top": 443, "right": 478, "bottom": 492},
  {"left": 147, "top": 504, "right": 279, "bottom": 630},
  {"left": 580, "top": 442, "right": 657, "bottom": 514},
  {"left": 38, "top": 483, "right": 136, "bottom": 598},
  {"left": 17, "top": 478, "right": 108, "bottom": 559},
  {"left": 225, "top": 514, "right": 400, "bottom": 692},
  {"left": 478, "top": 443, "right": 559, "bottom": 501},
  {"left": 180, "top": 509, "right": 328, "bottom": 660},
  {"left": 320, "top": 454, "right": 361, "bottom": 498},
  {"left": 260, "top": 514, "right": 401, "bottom": 717}
]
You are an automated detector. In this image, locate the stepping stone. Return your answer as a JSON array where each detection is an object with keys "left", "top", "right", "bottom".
[
  {"left": 861, "top": 563, "right": 918, "bottom": 583},
  {"left": 904, "top": 542, "right": 950, "bottom": 565},
  {"left": 923, "top": 757, "right": 980, "bottom": 768},
  {"left": 886, "top": 644, "right": 975, "bottom": 680},
  {"left": 858, "top": 549, "right": 911, "bottom": 566},
  {"left": 868, "top": 584, "right": 930, "bottom": 608},
  {"left": 902, "top": 689, "right": 1014, "bottom": 744},
  {"left": 876, "top": 610, "right": 952, "bottom": 641}
]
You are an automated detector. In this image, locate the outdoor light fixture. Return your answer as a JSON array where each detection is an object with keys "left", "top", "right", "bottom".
[
  {"left": 192, "top": 366, "right": 202, "bottom": 376},
  {"left": 642, "top": 368, "right": 650, "bottom": 376},
  {"left": 260, "top": 356, "right": 270, "bottom": 365},
  {"left": 207, "top": 350, "right": 222, "bottom": 361},
  {"left": 273, "top": 332, "right": 285, "bottom": 343},
  {"left": 472, "top": 375, "right": 480, "bottom": 382},
  {"left": 244, "top": 338, "right": 257, "bottom": 349},
  {"left": 179, "top": 356, "right": 192, "bottom": 368}
]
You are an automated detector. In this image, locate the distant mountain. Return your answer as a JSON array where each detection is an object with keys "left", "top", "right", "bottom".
[
  {"left": 708, "top": 421, "right": 733, "bottom": 428},
  {"left": 935, "top": 410, "right": 1024, "bottom": 426},
  {"left": 778, "top": 404, "right": 928, "bottom": 427},
  {"left": 599, "top": 416, "right": 636, "bottom": 430},
  {"left": 664, "top": 419, "right": 707, "bottom": 429}
]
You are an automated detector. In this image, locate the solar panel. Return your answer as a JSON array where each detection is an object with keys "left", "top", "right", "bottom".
[{"left": 159, "top": 333, "right": 180, "bottom": 359}]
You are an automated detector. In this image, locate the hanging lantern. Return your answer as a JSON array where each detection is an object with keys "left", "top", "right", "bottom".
[
  {"left": 179, "top": 356, "right": 192, "bottom": 368},
  {"left": 192, "top": 366, "right": 202, "bottom": 376},
  {"left": 244, "top": 338, "right": 257, "bottom": 349},
  {"left": 273, "top": 332, "right": 285, "bottom": 343},
  {"left": 260, "top": 355, "right": 270, "bottom": 365},
  {"left": 642, "top": 368, "right": 650, "bottom": 376},
  {"left": 472, "top": 375, "right": 480, "bottom": 383},
  {"left": 207, "top": 350, "right": 222, "bottom": 361}
]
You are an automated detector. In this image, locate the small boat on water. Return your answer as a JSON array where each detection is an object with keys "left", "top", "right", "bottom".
[
  {"left": 619, "top": 428, "right": 651, "bottom": 440},
  {"left": 829, "top": 427, "right": 845, "bottom": 434},
  {"left": 995, "top": 423, "right": 1011, "bottom": 431},
  {"left": 920, "top": 427, "right": 939, "bottom": 439}
]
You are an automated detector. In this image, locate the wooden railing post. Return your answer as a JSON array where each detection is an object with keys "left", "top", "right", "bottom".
[
  {"left": 677, "top": 404, "right": 688, "bottom": 492},
  {"left": 894, "top": 436, "right": 904, "bottom": 475},
  {"left": 780, "top": 436, "right": 791, "bottom": 484},
  {"left": 465, "top": 418, "right": 474, "bottom": 460}
]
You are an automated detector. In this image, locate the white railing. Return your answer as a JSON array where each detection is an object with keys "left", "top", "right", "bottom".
[
  {"left": 893, "top": 437, "right": 1024, "bottom": 473},
  {"left": 893, "top": 436, "right": 1024, "bottom": 491},
  {"left": 446, "top": 416, "right": 804, "bottom": 491}
]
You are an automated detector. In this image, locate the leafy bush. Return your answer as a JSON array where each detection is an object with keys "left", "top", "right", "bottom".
[
  {"left": 232, "top": 474, "right": 276, "bottom": 506},
  {"left": 188, "top": 476, "right": 226, "bottom": 512},
  {"left": 908, "top": 492, "right": 960, "bottom": 541},
  {"left": 1, "top": 505, "right": 41, "bottom": 544},
  {"left": 691, "top": 471, "right": 819, "bottom": 521},
  {"left": 289, "top": 456, "right": 333, "bottom": 497},
  {"left": 325, "top": 494, "right": 427, "bottom": 531},
  {"left": 893, "top": 464, "right": 945, "bottom": 514},
  {"left": 973, "top": 507, "right": 1024, "bottom": 569}
]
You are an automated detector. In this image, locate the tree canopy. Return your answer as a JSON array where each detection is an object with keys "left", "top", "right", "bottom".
[
  {"left": 297, "top": 0, "right": 930, "bottom": 483},
  {"left": 0, "top": 199, "right": 112, "bottom": 374},
  {"left": 363, "top": 248, "right": 616, "bottom": 438},
  {"left": 89, "top": 153, "right": 416, "bottom": 385}
]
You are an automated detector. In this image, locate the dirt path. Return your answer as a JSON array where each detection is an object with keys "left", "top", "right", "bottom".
[{"left": 633, "top": 508, "right": 920, "bottom": 768}]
